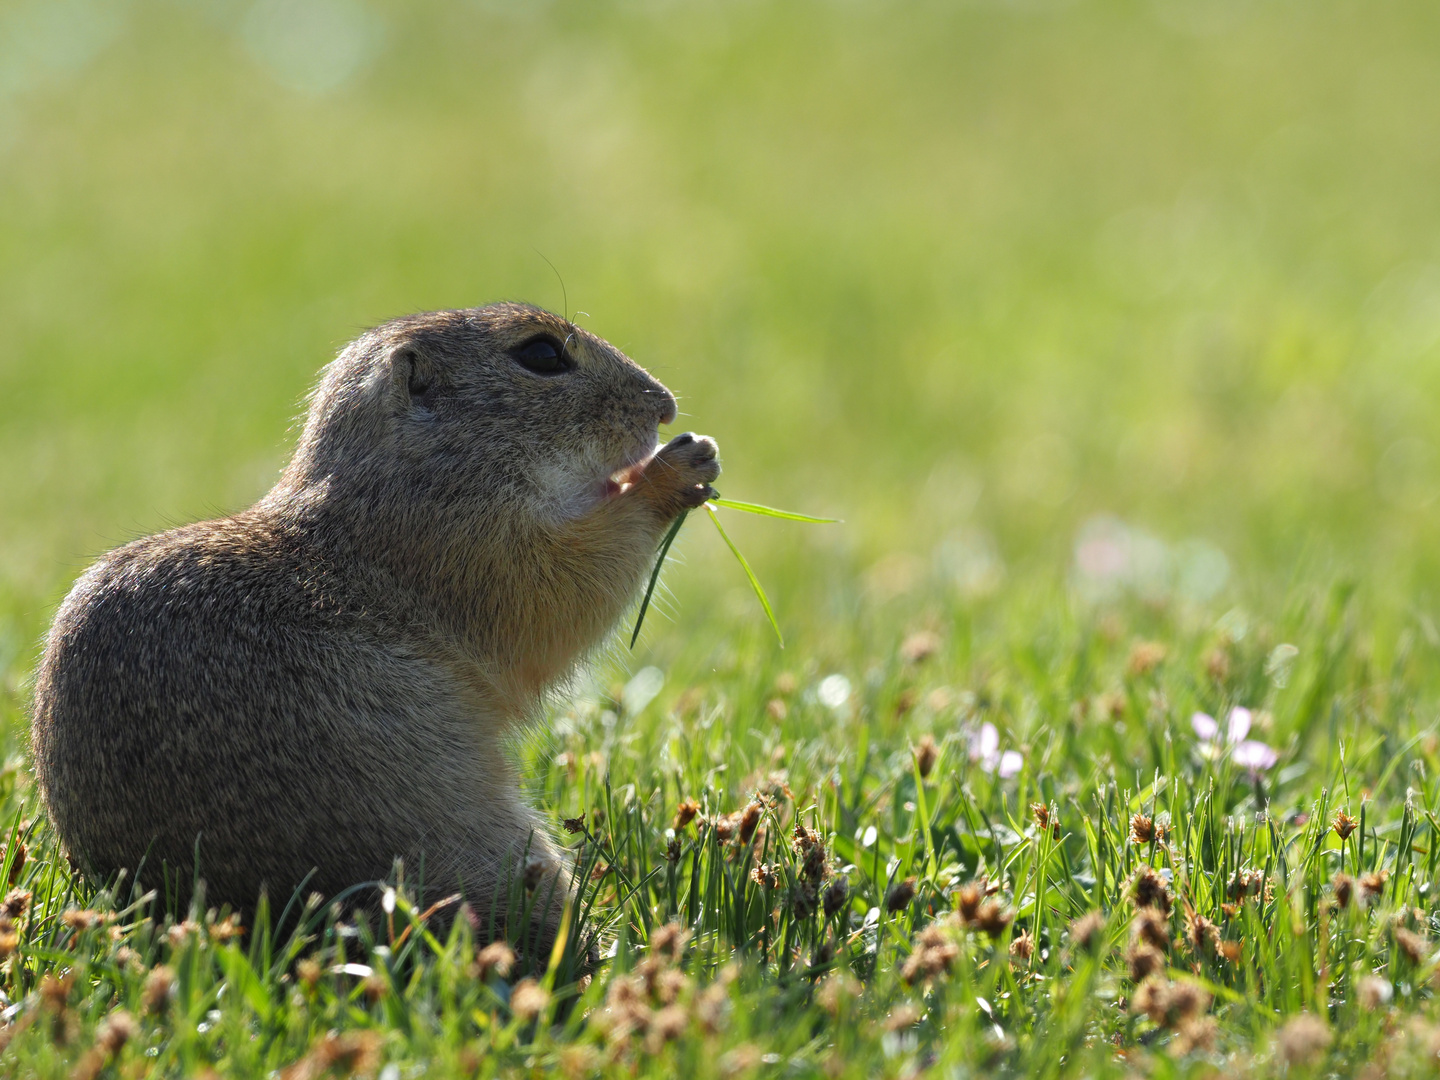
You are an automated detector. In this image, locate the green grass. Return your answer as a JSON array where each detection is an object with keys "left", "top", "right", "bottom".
[{"left": 6, "top": 0, "right": 1440, "bottom": 1076}]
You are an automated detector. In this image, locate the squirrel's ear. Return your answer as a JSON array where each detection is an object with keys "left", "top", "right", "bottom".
[{"left": 393, "top": 347, "right": 437, "bottom": 413}]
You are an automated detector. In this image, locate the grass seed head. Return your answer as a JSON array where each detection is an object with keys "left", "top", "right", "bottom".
[
  {"left": 1068, "top": 911, "right": 1106, "bottom": 954},
  {"left": 1394, "top": 926, "right": 1427, "bottom": 965},
  {"left": 1127, "top": 944, "right": 1164, "bottom": 982},
  {"left": 1333, "top": 811, "right": 1359, "bottom": 841},
  {"left": 1130, "top": 814, "right": 1155, "bottom": 845},
  {"left": 1183, "top": 911, "right": 1217, "bottom": 955},
  {"left": 1009, "top": 929, "right": 1035, "bottom": 961},
  {"left": 1358, "top": 975, "right": 1394, "bottom": 1010},
  {"left": 1276, "top": 1013, "right": 1332, "bottom": 1068},
  {"left": 816, "top": 971, "right": 861, "bottom": 1016},
  {"left": 822, "top": 876, "right": 850, "bottom": 918},
  {"left": 901, "top": 921, "right": 960, "bottom": 983},
  {"left": 900, "top": 630, "right": 941, "bottom": 664},
  {"left": 737, "top": 801, "right": 763, "bottom": 844},
  {"left": 475, "top": 940, "right": 516, "bottom": 982},
  {"left": 649, "top": 921, "right": 692, "bottom": 964},
  {"left": 1217, "top": 939, "right": 1242, "bottom": 964},
  {"left": 673, "top": 799, "right": 700, "bottom": 831},
  {"left": 1131, "top": 977, "right": 1209, "bottom": 1027},
  {"left": 142, "top": 966, "right": 176, "bottom": 1014},
  {"left": 886, "top": 877, "right": 918, "bottom": 913},
  {"left": 1333, "top": 873, "right": 1354, "bottom": 909},
  {"left": 974, "top": 900, "right": 1014, "bottom": 938},
  {"left": 95, "top": 1010, "right": 136, "bottom": 1056},
  {"left": 2, "top": 843, "right": 25, "bottom": 886},
  {"left": 2, "top": 888, "right": 29, "bottom": 919},
  {"left": 883, "top": 1003, "right": 922, "bottom": 1032},
  {"left": 510, "top": 979, "right": 550, "bottom": 1022},
  {"left": 645, "top": 1004, "right": 689, "bottom": 1053},
  {"left": 1131, "top": 908, "right": 1170, "bottom": 952},
  {"left": 1129, "top": 866, "right": 1172, "bottom": 914},
  {"left": 914, "top": 734, "right": 939, "bottom": 779},
  {"left": 562, "top": 812, "right": 586, "bottom": 834},
  {"left": 955, "top": 880, "right": 985, "bottom": 923},
  {"left": 1128, "top": 641, "right": 1167, "bottom": 677},
  {"left": 791, "top": 880, "right": 819, "bottom": 919},
  {"left": 1359, "top": 870, "right": 1389, "bottom": 903}
]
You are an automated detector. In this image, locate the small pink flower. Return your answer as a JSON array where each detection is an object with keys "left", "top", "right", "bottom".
[
  {"left": 968, "top": 723, "right": 1024, "bottom": 778},
  {"left": 1192, "top": 707, "right": 1275, "bottom": 773},
  {"left": 1231, "top": 741, "right": 1278, "bottom": 772}
]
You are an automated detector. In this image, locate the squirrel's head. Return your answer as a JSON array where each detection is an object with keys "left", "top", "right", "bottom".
[{"left": 280, "top": 303, "right": 679, "bottom": 521}]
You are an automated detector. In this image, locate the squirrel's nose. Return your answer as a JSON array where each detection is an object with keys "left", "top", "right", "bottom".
[{"left": 644, "top": 384, "right": 677, "bottom": 426}]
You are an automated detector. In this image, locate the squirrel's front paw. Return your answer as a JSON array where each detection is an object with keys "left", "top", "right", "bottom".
[{"left": 640, "top": 432, "right": 720, "bottom": 515}]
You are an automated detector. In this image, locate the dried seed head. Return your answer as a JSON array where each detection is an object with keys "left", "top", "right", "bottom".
[
  {"left": 1276, "top": 1013, "right": 1332, "bottom": 1068},
  {"left": 1129, "top": 866, "right": 1172, "bottom": 914},
  {"left": 737, "top": 802, "right": 763, "bottom": 845},
  {"left": 142, "top": 966, "right": 176, "bottom": 1014},
  {"left": 510, "top": 978, "right": 550, "bottom": 1021},
  {"left": 673, "top": 799, "right": 701, "bottom": 831},
  {"left": 822, "top": 877, "right": 850, "bottom": 918},
  {"left": 816, "top": 971, "right": 860, "bottom": 1015},
  {"left": 1129, "top": 814, "right": 1155, "bottom": 845},
  {"left": 645, "top": 1003, "right": 690, "bottom": 1053},
  {"left": 900, "top": 630, "right": 941, "bottom": 664},
  {"left": 766, "top": 698, "right": 788, "bottom": 721},
  {"left": 562, "top": 812, "right": 586, "bottom": 834},
  {"left": 791, "top": 881, "right": 819, "bottom": 919},
  {"left": 1183, "top": 911, "right": 1217, "bottom": 955},
  {"left": 1131, "top": 976, "right": 1209, "bottom": 1027},
  {"left": 1359, "top": 870, "right": 1389, "bottom": 903},
  {"left": 1031, "top": 803, "right": 1051, "bottom": 831},
  {"left": 1131, "top": 908, "right": 1170, "bottom": 952},
  {"left": 475, "top": 941, "right": 516, "bottom": 982},
  {"left": 1008, "top": 929, "right": 1035, "bottom": 961},
  {"left": 665, "top": 837, "right": 682, "bottom": 863},
  {"left": 649, "top": 921, "right": 692, "bottom": 964},
  {"left": 914, "top": 735, "right": 939, "bottom": 779},
  {"left": 883, "top": 1003, "right": 922, "bottom": 1032},
  {"left": 901, "top": 922, "right": 959, "bottom": 984},
  {"left": 95, "top": 1010, "right": 136, "bottom": 1056},
  {"left": 1216, "top": 939, "right": 1242, "bottom": 964},
  {"left": 2, "top": 843, "right": 26, "bottom": 886},
  {"left": 886, "top": 878, "right": 918, "bottom": 914},
  {"left": 1127, "top": 944, "right": 1164, "bottom": 982},
  {"left": 1358, "top": 975, "right": 1393, "bottom": 1011},
  {"left": 750, "top": 863, "right": 779, "bottom": 890},
  {"left": 1332, "top": 873, "right": 1354, "bottom": 910},
  {"left": 955, "top": 880, "right": 985, "bottom": 924},
  {"left": 1128, "top": 641, "right": 1167, "bottom": 677},
  {"left": 974, "top": 900, "right": 1014, "bottom": 938},
  {"left": 1333, "top": 811, "right": 1358, "bottom": 841},
  {"left": 1068, "top": 911, "right": 1106, "bottom": 954},
  {"left": 40, "top": 973, "right": 73, "bottom": 1012},
  {"left": 296, "top": 958, "right": 322, "bottom": 991},
  {"left": 1, "top": 889, "right": 28, "bottom": 920},
  {"left": 1395, "top": 926, "right": 1428, "bottom": 965},
  {"left": 523, "top": 857, "right": 548, "bottom": 892}
]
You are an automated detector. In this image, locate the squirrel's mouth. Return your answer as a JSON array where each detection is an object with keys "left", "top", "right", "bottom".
[{"left": 601, "top": 443, "right": 660, "bottom": 500}]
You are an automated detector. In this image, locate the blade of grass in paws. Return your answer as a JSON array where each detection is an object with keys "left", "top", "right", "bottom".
[
  {"left": 708, "top": 497, "right": 840, "bottom": 523},
  {"left": 629, "top": 510, "right": 688, "bottom": 649},
  {"left": 706, "top": 502, "right": 784, "bottom": 647}
]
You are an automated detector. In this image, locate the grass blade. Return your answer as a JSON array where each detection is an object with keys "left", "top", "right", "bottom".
[
  {"left": 708, "top": 497, "right": 839, "bottom": 523},
  {"left": 706, "top": 503, "right": 783, "bottom": 647},
  {"left": 630, "top": 510, "right": 688, "bottom": 648}
]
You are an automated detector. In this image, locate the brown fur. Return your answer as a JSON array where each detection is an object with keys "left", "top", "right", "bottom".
[{"left": 30, "top": 303, "right": 719, "bottom": 941}]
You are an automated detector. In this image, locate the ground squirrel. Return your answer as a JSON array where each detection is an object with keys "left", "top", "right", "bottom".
[{"left": 31, "top": 303, "right": 719, "bottom": 944}]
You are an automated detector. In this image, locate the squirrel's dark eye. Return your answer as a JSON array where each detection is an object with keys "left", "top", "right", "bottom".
[{"left": 511, "top": 337, "right": 571, "bottom": 376}]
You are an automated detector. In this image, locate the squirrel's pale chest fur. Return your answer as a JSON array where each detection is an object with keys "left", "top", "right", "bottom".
[{"left": 30, "top": 303, "right": 719, "bottom": 944}]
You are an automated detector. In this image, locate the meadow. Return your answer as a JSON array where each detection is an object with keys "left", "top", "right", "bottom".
[{"left": 4, "top": 0, "right": 1440, "bottom": 1075}]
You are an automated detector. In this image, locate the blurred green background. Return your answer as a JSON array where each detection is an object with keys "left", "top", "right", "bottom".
[{"left": 3, "top": 0, "right": 1440, "bottom": 686}]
